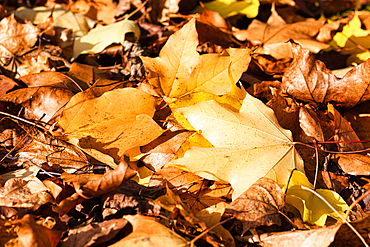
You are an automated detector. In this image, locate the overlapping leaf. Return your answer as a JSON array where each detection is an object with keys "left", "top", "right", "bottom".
[{"left": 171, "top": 93, "right": 304, "bottom": 200}]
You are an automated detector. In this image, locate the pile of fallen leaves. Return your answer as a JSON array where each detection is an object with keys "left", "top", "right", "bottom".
[{"left": 3, "top": 0, "right": 370, "bottom": 246}]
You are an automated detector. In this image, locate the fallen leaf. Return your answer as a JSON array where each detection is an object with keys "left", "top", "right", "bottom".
[
  {"left": 278, "top": 42, "right": 370, "bottom": 108},
  {"left": 328, "top": 103, "right": 364, "bottom": 152},
  {"left": 259, "top": 223, "right": 341, "bottom": 247},
  {"left": 0, "top": 14, "right": 40, "bottom": 66},
  {"left": 299, "top": 105, "right": 325, "bottom": 142},
  {"left": 59, "top": 218, "right": 128, "bottom": 247},
  {"left": 0, "top": 75, "right": 18, "bottom": 97},
  {"left": 233, "top": 5, "right": 329, "bottom": 59},
  {"left": 109, "top": 214, "right": 189, "bottom": 247},
  {"left": 14, "top": 5, "right": 90, "bottom": 37},
  {"left": 13, "top": 214, "right": 60, "bottom": 247},
  {"left": 73, "top": 18, "right": 140, "bottom": 59},
  {"left": 284, "top": 170, "right": 349, "bottom": 226},
  {"left": 192, "top": 0, "right": 259, "bottom": 19},
  {"left": 333, "top": 153, "right": 370, "bottom": 176},
  {"left": 1, "top": 86, "right": 74, "bottom": 123},
  {"left": 61, "top": 157, "right": 136, "bottom": 199},
  {"left": 226, "top": 177, "right": 285, "bottom": 234},
  {"left": 58, "top": 88, "right": 164, "bottom": 166},
  {"left": 171, "top": 93, "right": 304, "bottom": 200},
  {"left": 141, "top": 17, "right": 251, "bottom": 102},
  {"left": 0, "top": 178, "right": 54, "bottom": 208},
  {"left": 330, "top": 11, "right": 370, "bottom": 65}
]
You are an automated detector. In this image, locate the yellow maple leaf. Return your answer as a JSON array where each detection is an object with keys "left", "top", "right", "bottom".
[
  {"left": 141, "top": 17, "right": 251, "bottom": 108},
  {"left": 171, "top": 93, "right": 304, "bottom": 200}
]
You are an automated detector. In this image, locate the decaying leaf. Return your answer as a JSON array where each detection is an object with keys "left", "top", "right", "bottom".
[
  {"left": 61, "top": 157, "right": 136, "bottom": 199},
  {"left": 172, "top": 93, "right": 304, "bottom": 200},
  {"left": 141, "top": 17, "right": 251, "bottom": 101},
  {"left": 277, "top": 42, "right": 370, "bottom": 108},
  {"left": 328, "top": 103, "right": 364, "bottom": 152},
  {"left": 226, "top": 177, "right": 285, "bottom": 234},
  {"left": 299, "top": 105, "right": 324, "bottom": 142},
  {"left": 333, "top": 153, "right": 370, "bottom": 176},
  {"left": 109, "top": 214, "right": 189, "bottom": 247},
  {"left": 233, "top": 5, "right": 329, "bottom": 59}
]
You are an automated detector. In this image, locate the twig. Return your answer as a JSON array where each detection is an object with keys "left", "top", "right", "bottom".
[
  {"left": 301, "top": 186, "right": 369, "bottom": 247},
  {"left": 313, "top": 140, "right": 319, "bottom": 188}
]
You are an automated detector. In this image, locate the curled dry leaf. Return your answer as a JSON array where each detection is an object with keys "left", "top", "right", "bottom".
[
  {"left": 0, "top": 75, "right": 18, "bottom": 97},
  {"left": 299, "top": 105, "right": 324, "bottom": 142},
  {"left": 61, "top": 157, "right": 136, "bottom": 199},
  {"left": 141, "top": 17, "right": 251, "bottom": 100},
  {"left": 328, "top": 103, "right": 364, "bottom": 152},
  {"left": 233, "top": 5, "right": 329, "bottom": 59},
  {"left": 278, "top": 42, "right": 370, "bottom": 108},
  {"left": 59, "top": 218, "right": 129, "bottom": 247},
  {"left": 109, "top": 214, "right": 189, "bottom": 247},
  {"left": 13, "top": 214, "right": 60, "bottom": 247},
  {"left": 225, "top": 177, "right": 285, "bottom": 234}
]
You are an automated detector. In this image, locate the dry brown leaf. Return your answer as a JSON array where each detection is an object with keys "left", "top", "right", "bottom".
[
  {"left": 333, "top": 153, "right": 370, "bottom": 176},
  {"left": 0, "top": 75, "right": 18, "bottom": 97},
  {"left": 102, "top": 180, "right": 162, "bottom": 219},
  {"left": 233, "top": 5, "right": 329, "bottom": 59},
  {"left": 0, "top": 178, "right": 53, "bottom": 208},
  {"left": 299, "top": 105, "right": 324, "bottom": 142},
  {"left": 13, "top": 214, "right": 60, "bottom": 247},
  {"left": 59, "top": 218, "right": 128, "bottom": 247},
  {"left": 328, "top": 103, "right": 364, "bottom": 152},
  {"left": 141, "top": 17, "right": 251, "bottom": 100},
  {"left": 0, "top": 14, "right": 40, "bottom": 66},
  {"left": 52, "top": 192, "right": 84, "bottom": 216},
  {"left": 1, "top": 86, "right": 74, "bottom": 123},
  {"left": 109, "top": 214, "right": 189, "bottom": 247},
  {"left": 225, "top": 177, "right": 285, "bottom": 234},
  {"left": 61, "top": 157, "right": 136, "bottom": 199},
  {"left": 278, "top": 42, "right": 370, "bottom": 108}
]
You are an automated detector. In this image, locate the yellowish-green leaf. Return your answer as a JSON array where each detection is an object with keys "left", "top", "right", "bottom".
[
  {"left": 171, "top": 94, "right": 304, "bottom": 200},
  {"left": 73, "top": 18, "right": 140, "bottom": 59},
  {"left": 192, "top": 0, "right": 260, "bottom": 19},
  {"left": 14, "top": 5, "right": 90, "bottom": 37},
  {"left": 141, "top": 18, "right": 251, "bottom": 102},
  {"left": 284, "top": 170, "right": 349, "bottom": 226},
  {"left": 330, "top": 11, "right": 370, "bottom": 64}
]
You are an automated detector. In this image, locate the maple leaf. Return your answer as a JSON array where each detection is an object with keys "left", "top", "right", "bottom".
[
  {"left": 233, "top": 4, "right": 329, "bottom": 59},
  {"left": 141, "top": 17, "right": 251, "bottom": 103},
  {"left": 57, "top": 88, "right": 164, "bottom": 167},
  {"left": 171, "top": 93, "right": 304, "bottom": 200}
]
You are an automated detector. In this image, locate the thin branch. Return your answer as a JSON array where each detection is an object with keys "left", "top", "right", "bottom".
[{"left": 301, "top": 186, "right": 369, "bottom": 247}]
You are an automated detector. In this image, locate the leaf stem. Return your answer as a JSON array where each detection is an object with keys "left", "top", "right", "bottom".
[{"left": 301, "top": 186, "right": 369, "bottom": 247}]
